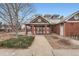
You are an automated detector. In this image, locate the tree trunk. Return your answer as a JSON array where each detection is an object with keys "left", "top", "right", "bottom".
[
  {"left": 16, "top": 32, "right": 18, "bottom": 38},
  {"left": 15, "top": 28, "right": 19, "bottom": 38}
]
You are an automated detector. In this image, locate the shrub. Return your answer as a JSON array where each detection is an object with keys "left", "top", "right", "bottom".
[{"left": 0, "top": 36, "right": 34, "bottom": 48}]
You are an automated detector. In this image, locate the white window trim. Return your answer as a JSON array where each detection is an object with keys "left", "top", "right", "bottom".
[
  {"left": 74, "top": 15, "right": 79, "bottom": 20},
  {"left": 38, "top": 19, "right": 41, "bottom": 22}
]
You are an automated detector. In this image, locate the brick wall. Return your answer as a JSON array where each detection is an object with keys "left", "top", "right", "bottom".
[
  {"left": 53, "top": 24, "right": 60, "bottom": 35},
  {"left": 64, "top": 22, "right": 79, "bottom": 36}
]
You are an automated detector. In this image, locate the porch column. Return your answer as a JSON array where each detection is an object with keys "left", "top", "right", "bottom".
[
  {"left": 45, "top": 25, "right": 47, "bottom": 34},
  {"left": 42, "top": 26, "right": 43, "bottom": 34},
  {"left": 32, "top": 25, "right": 34, "bottom": 35},
  {"left": 25, "top": 25, "right": 27, "bottom": 35}
]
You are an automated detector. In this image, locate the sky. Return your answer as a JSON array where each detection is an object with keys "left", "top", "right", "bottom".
[
  {"left": 32, "top": 3, "right": 79, "bottom": 17},
  {"left": 1, "top": 3, "right": 79, "bottom": 24}
]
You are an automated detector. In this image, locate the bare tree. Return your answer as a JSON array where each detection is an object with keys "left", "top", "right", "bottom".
[{"left": 0, "top": 3, "right": 34, "bottom": 38}]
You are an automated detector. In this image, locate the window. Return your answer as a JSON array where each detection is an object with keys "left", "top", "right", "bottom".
[
  {"left": 38, "top": 19, "right": 41, "bottom": 22},
  {"left": 74, "top": 15, "right": 79, "bottom": 20}
]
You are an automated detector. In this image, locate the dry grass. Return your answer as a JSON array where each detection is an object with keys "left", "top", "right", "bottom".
[
  {"left": 0, "top": 33, "right": 14, "bottom": 41},
  {"left": 0, "top": 32, "right": 26, "bottom": 41}
]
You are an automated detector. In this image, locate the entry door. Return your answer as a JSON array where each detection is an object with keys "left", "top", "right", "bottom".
[{"left": 36, "top": 27, "right": 43, "bottom": 35}]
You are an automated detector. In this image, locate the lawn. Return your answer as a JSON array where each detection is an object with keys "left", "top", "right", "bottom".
[{"left": 0, "top": 36, "right": 34, "bottom": 48}]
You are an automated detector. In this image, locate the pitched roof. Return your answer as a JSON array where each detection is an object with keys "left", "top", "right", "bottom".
[{"left": 26, "top": 15, "right": 63, "bottom": 25}]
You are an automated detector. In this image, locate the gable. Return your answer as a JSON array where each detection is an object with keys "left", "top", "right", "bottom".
[
  {"left": 68, "top": 13, "right": 79, "bottom": 21},
  {"left": 65, "top": 11, "right": 79, "bottom": 21},
  {"left": 30, "top": 16, "right": 49, "bottom": 23}
]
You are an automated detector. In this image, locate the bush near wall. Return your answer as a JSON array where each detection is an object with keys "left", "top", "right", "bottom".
[{"left": 0, "top": 36, "right": 34, "bottom": 48}]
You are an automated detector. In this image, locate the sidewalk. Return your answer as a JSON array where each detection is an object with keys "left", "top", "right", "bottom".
[
  {"left": 53, "top": 49, "right": 79, "bottom": 56},
  {"left": 0, "top": 49, "right": 32, "bottom": 56}
]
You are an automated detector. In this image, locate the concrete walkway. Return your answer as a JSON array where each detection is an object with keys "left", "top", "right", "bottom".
[{"left": 30, "top": 35, "right": 54, "bottom": 56}]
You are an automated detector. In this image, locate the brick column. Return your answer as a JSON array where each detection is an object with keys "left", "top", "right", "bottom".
[
  {"left": 45, "top": 25, "right": 47, "bottom": 35},
  {"left": 49, "top": 25, "right": 51, "bottom": 34},
  {"left": 32, "top": 25, "right": 34, "bottom": 35},
  {"left": 42, "top": 26, "right": 43, "bottom": 34},
  {"left": 34, "top": 26, "right": 36, "bottom": 35}
]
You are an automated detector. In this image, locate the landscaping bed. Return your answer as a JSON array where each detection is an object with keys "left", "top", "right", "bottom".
[
  {"left": 45, "top": 35, "right": 79, "bottom": 49},
  {"left": 0, "top": 36, "right": 34, "bottom": 48}
]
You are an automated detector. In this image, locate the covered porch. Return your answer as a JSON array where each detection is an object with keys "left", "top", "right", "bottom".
[{"left": 25, "top": 23, "right": 52, "bottom": 35}]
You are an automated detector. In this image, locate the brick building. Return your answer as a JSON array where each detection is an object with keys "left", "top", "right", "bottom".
[
  {"left": 25, "top": 11, "right": 79, "bottom": 37},
  {"left": 25, "top": 14, "right": 62, "bottom": 35}
]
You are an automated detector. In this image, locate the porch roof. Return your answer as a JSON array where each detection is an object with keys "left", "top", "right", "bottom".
[{"left": 25, "top": 23, "right": 50, "bottom": 26}]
